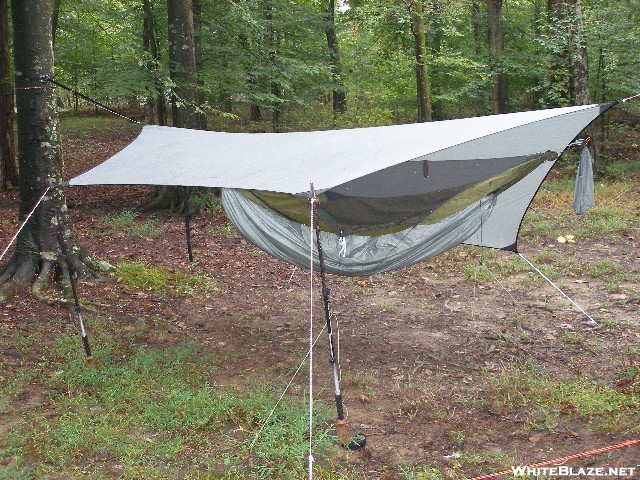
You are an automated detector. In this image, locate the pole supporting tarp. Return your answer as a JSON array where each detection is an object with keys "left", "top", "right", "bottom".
[
  {"left": 314, "top": 226, "right": 345, "bottom": 422},
  {"left": 182, "top": 186, "right": 194, "bottom": 262},
  {"left": 314, "top": 222, "right": 366, "bottom": 451}
]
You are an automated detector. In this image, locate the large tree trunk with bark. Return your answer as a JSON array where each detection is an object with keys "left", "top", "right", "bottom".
[
  {"left": 325, "top": 0, "right": 346, "bottom": 115},
  {"left": 192, "top": 0, "right": 207, "bottom": 130},
  {"left": 167, "top": 0, "right": 199, "bottom": 129},
  {"left": 569, "top": 0, "right": 589, "bottom": 105},
  {"left": 408, "top": 0, "right": 432, "bottom": 123},
  {"left": 487, "top": 0, "right": 509, "bottom": 114},
  {"left": 143, "top": 0, "right": 167, "bottom": 126},
  {"left": 0, "top": 0, "right": 18, "bottom": 189},
  {"left": 1, "top": 0, "right": 110, "bottom": 303},
  {"left": 143, "top": 0, "right": 201, "bottom": 211},
  {"left": 546, "top": 0, "right": 570, "bottom": 106}
]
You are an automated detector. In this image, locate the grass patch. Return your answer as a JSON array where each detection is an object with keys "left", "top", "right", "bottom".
[
  {"left": 101, "top": 210, "right": 168, "bottom": 238},
  {"left": 60, "top": 114, "right": 141, "bottom": 136},
  {"left": 486, "top": 364, "right": 640, "bottom": 432},
  {"left": 599, "top": 157, "right": 640, "bottom": 181},
  {"left": 522, "top": 181, "right": 636, "bottom": 240},
  {"left": 1, "top": 319, "right": 336, "bottom": 479},
  {"left": 116, "top": 259, "right": 217, "bottom": 297}
]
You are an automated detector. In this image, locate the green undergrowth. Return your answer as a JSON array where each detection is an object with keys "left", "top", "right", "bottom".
[
  {"left": 100, "top": 210, "right": 168, "bottom": 239},
  {"left": 0, "top": 317, "right": 337, "bottom": 479},
  {"left": 60, "top": 114, "right": 141, "bottom": 137},
  {"left": 486, "top": 364, "right": 640, "bottom": 432},
  {"left": 521, "top": 180, "right": 637, "bottom": 241},
  {"left": 116, "top": 259, "right": 218, "bottom": 297}
]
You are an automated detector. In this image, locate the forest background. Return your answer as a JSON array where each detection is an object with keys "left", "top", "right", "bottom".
[{"left": 2, "top": 0, "right": 639, "bottom": 153}]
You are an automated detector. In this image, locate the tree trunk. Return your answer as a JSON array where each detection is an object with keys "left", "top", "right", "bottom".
[
  {"left": 143, "top": 0, "right": 201, "bottom": 212},
  {"left": 1, "top": 0, "right": 110, "bottom": 303},
  {"left": 167, "top": 0, "right": 199, "bottom": 129},
  {"left": 487, "top": 0, "right": 509, "bottom": 114},
  {"left": 546, "top": 0, "right": 570, "bottom": 106},
  {"left": 0, "top": 0, "right": 18, "bottom": 189},
  {"left": 192, "top": 0, "right": 208, "bottom": 130},
  {"left": 264, "top": 0, "right": 282, "bottom": 132},
  {"left": 142, "top": 0, "right": 167, "bottom": 126},
  {"left": 429, "top": 0, "right": 444, "bottom": 120},
  {"left": 472, "top": 0, "right": 486, "bottom": 115},
  {"left": 408, "top": 0, "right": 432, "bottom": 123},
  {"left": 51, "top": 0, "right": 61, "bottom": 46},
  {"left": 325, "top": 0, "right": 346, "bottom": 115},
  {"left": 569, "top": 0, "right": 589, "bottom": 105},
  {"left": 531, "top": 1, "right": 545, "bottom": 107}
]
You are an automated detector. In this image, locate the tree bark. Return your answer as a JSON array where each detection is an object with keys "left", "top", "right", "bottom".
[
  {"left": 143, "top": 0, "right": 201, "bottom": 212},
  {"left": 325, "top": 0, "right": 346, "bottom": 115},
  {"left": 546, "top": 0, "right": 570, "bottom": 106},
  {"left": 192, "top": 0, "right": 207, "bottom": 130},
  {"left": 167, "top": 0, "right": 199, "bottom": 129},
  {"left": 487, "top": 0, "right": 509, "bottom": 114},
  {"left": 569, "top": 0, "right": 589, "bottom": 105},
  {"left": 1, "top": 0, "right": 110, "bottom": 303},
  {"left": 408, "top": 0, "right": 432, "bottom": 123},
  {"left": 51, "top": 0, "right": 61, "bottom": 46},
  {"left": 0, "top": 0, "right": 18, "bottom": 189},
  {"left": 143, "top": 0, "right": 167, "bottom": 126}
]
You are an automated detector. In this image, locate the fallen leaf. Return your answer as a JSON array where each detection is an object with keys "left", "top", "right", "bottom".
[{"left": 528, "top": 434, "right": 544, "bottom": 444}]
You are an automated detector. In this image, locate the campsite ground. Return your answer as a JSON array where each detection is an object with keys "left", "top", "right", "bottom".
[{"left": 1, "top": 114, "right": 639, "bottom": 479}]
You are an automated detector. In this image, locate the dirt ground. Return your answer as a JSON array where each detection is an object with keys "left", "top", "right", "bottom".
[{"left": 1, "top": 118, "right": 639, "bottom": 478}]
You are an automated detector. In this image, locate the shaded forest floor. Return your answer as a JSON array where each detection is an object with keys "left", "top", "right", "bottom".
[{"left": 1, "top": 113, "right": 639, "bottom": 479}]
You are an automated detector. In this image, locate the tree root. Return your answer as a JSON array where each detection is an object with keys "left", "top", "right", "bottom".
[
  {"left": 0, "top": 250, "right": 111, "bottom": 305},
  {"left": 138, "top": 186, "right": 183, "bottom": 213},
  {"left": 0, "top": 257, "right": 37, "bottom": 303},
  {"left": 31, "top": 259, "right": 54, "bottom": 301}
]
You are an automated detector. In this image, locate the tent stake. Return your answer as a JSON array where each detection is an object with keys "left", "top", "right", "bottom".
[
  {"left": 53, "top": 188, "right": 92, "bottom": 359},
  {"left": 182, "top": 186, "right": 194, "bottom": 263},
  {"left": 315, "top": 227, "right": 366, "bottom": 451}
]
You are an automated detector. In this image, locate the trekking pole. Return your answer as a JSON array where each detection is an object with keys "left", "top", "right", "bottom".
[
  {"left": 314, "top": 226, "right": 366, "bottom": 451},
  {"left": 52, "top": 187, "right": 92, "bottom": 359}
]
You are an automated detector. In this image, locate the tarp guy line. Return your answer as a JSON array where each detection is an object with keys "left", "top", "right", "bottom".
[
  {"left": 465, "top": 438, "right": 640, "bottom": 480},
  {"left": 249, "top": 323, "right": 327, "bottom": 450},
  {"left": 0, "top": 187, "right": 50, "bottom": 264},
  {"left": 308, "top": 186, "right": 316, "bottom": 480},
  {"left": 518, "top": 252, "right": 599, "bottom": 327}
]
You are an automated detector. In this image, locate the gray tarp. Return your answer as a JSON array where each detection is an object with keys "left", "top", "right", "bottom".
[{"left": 68, "top": 104, "right": 609, "bottom": 195}]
